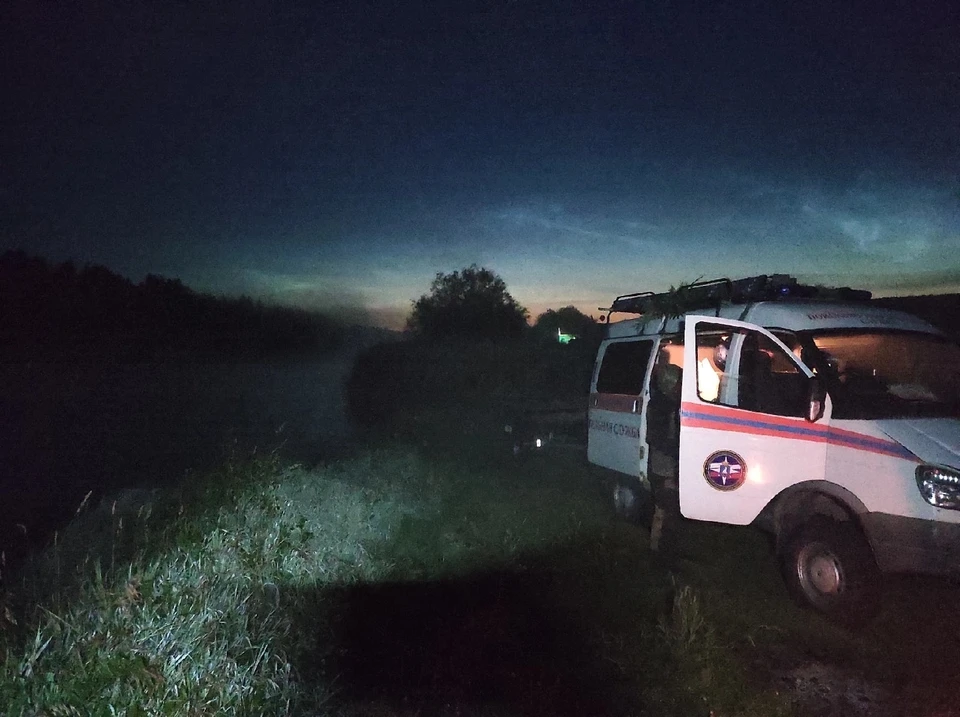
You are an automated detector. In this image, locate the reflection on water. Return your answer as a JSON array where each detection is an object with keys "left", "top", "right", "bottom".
[{"left": 0, "top": 356, "right": 355, "bottom": 573}]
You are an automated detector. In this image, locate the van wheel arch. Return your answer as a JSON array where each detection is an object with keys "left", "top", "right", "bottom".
[{"left": 765, "top": 482, "right": 869, "bottom": 550}]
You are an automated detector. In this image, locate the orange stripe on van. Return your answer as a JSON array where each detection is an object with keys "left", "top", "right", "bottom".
[{"left": 680, "top": 401, "right": 917, "bottom": 461}]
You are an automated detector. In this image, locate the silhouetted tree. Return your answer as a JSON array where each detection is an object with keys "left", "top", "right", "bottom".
[
  {"left": 533, "top": 306, "right": 597, "bottom": 341},
  {"left": 407, "top": 265, "right": 529, "bottom": 339}
]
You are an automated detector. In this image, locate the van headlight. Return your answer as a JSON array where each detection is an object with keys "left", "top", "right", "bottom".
[{"left": 916, "top": 465, "right": 960, "bottom": 510}]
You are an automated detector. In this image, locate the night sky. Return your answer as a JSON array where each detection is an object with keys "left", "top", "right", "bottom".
[{"left": 3, "top": 0, "right": 958, "bottom": 328}]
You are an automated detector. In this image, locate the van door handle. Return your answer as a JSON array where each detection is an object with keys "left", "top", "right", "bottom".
[{"left": 632, "top": 400, "right": 639, "bottom": 413}]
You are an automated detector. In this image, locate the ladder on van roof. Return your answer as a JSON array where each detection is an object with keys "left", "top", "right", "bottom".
[{"left": 604, "top": 274, "right": 871, "bottom": 317}]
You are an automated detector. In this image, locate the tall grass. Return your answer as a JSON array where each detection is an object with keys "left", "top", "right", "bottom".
[
  {"left": 0, "top": 444, "right": 799, "bottom": 716},
  {"left": 0, "top": 449, "right": 414, "bottom": 715}
]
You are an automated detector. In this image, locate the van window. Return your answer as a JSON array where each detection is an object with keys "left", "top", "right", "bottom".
[
  {"left": 694, "top": 331, "right": 727, "bottom": 403},
  {"left": 801, "top": 330, "right": 960, "bottom": 419},
  {"left": 696, "top": 324, "right": 805, "bottom": 417},
  {"left": 596, "top": 340, "right": 654, "bottom": 395},
  {"left": 648, "top": 341, "right": 683, "bottom": 457}
]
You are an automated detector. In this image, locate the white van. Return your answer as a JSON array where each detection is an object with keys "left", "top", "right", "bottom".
[{"left": 588, "top": 275, "right": 960, "bottom": 624}]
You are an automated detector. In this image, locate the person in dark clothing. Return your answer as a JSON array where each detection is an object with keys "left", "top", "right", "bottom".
[{"left": 646, "top": 347, "right": 682, "bottom": 551}]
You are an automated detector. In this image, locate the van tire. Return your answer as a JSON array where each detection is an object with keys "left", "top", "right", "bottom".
[
  {"left": 779, "top": 516, "right": 880, "bottom": 627},
  {"left": 613, "top": 480, "right": 648, "bottom": 524}
]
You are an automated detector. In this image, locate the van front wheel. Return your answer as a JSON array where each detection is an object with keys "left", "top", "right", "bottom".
[{"left": 779, "top": 517, "right": 880, "bottom": 627}]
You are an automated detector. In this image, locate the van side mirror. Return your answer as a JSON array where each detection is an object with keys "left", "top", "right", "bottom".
[{"left": 806, "top": 376, "right": 826, "bottom": 423}]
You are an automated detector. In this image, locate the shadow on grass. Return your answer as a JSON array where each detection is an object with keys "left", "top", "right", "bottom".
[{"left": 314, "top": 566, "right": 626, "bottom": 716}]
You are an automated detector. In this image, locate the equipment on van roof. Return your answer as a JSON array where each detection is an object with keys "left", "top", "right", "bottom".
[{"left": 604, "top": 274, "right": 873, "bottom": 318}]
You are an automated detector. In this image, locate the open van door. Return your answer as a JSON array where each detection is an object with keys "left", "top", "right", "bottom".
[
  {"left": 678, "top": 316, "right": 830, "bottom": 524},
  {"left": 588, "top": 338, "right": 656, "bottom": 478}
]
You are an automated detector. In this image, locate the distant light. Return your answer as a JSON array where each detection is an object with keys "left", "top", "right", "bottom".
[{"left": 535, "top": 438, "right": 543, "bottom": 448}]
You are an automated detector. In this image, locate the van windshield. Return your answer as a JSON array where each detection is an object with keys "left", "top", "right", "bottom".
[{"left": 797, "top": 330, "right": 960, "bottom": 420}]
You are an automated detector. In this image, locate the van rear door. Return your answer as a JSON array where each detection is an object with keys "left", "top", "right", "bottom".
[
  {"left": 588, "top": 338, "right": 656, "bottom": 478},
  {"left": 678, "top": 316, "right": 829, "bottom": 524}
]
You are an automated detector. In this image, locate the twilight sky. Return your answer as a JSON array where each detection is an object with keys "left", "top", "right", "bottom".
[{"left": 2, "top": 0, "right": 958, "bottom": 328}]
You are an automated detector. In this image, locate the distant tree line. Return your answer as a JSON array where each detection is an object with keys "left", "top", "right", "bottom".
[
  {"left": 873, "top": 294, "right": 960, "bottom": 339},
  {"left": 0, "top": 250, "right": 344, "bottom": 362}
]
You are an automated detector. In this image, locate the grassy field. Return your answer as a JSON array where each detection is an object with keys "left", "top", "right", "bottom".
[{"left": 1, "top": 437, "right": 959, "bottom": 716}]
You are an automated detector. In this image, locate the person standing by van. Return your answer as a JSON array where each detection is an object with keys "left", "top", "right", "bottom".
[{"left": 646, "top": 346, "right": 682, "bottom": 551}]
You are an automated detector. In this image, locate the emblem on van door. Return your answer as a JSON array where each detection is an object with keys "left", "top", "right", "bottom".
[{"left": 703, "top": 451, "right": 746, "bottom": 491}]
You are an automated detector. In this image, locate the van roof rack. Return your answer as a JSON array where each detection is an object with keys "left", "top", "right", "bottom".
[{"left": 605, "top": 274, "right": 872, "bottom": 317}]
